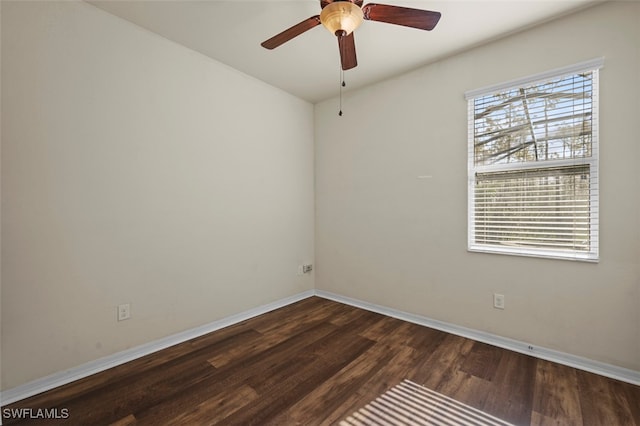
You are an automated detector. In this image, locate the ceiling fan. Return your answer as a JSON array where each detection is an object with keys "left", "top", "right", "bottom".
[{"left": 261, "top": 0, "right": 441, "bottom": 71}]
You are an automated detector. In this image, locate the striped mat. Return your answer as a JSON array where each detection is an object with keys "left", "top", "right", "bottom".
[{"left": 340, "top": 379, "right": 514, "bottom": 426}]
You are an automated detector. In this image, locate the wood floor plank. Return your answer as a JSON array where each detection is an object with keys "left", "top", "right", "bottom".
[
  {"left": 3, "top": 327, "right": 260, "bottom": 419},
  {"left": 401, "top": 323, "right": 449, "bottom": 352},
  {"left": 327, "top": 303, "right": 383, "bottom": 327},
  {"left": 132, "top": 320, "right": 339, "bottom": 424},
  {"left": 531, "top": 360, "right": 583, "bottom": 426},
  {"left": 482, "top": 349, "right": 537, "bottom": 425},
  {"left": 576, "top": 370, "right": 638, "bottom": 426},
  {"left": 206, "top": 317, "right": 323, "bottom": 368},
  {"left": 357, "top": 315, "right": 407, "bottom": 342},
  {"left": 251, "top": 297, "right": 345, "bottom": 335},
  {"left": 437, "top": 368, "right": 494, "bottom": 410},
  {"left": 108, "top": 414, "right": 137, "bottom": 426},
  {"left": 60, "top": 360, "right": 216, "bottom": 425},
  {"left": 317, "top": 344, "right": 421, "bottom": 426},
  {"left": 167, "top": 384, "right": 259, "bottom": 426},
  {"left": 325, "top": 319, "right": 456, "bottom": 424},
  {"left": 2, "top": 296, "right": 638, "bottom": 426},
  {"left": 531, "top": 411, "right": 570, "bottom": 426},
  {"left": 54, "top": 328, "right": 268, "bottom": 423},
  {"left": 276, "top": 342, "right": 397, "bottom": 425},
  {"left": 619, "top": 380, "right": 640, "bottom": 424},
  {"left": 215, "top": 336, "right": 376, "bottom": 425},
  {"left": 361, "top": 321, "right": 421, "bottom": 351},
  {"left": 412, "top": 333, "right": 475, "bottom": 389},
  {"left": 207, "top": 299, "right": 358, "bottom": 369},
  {"left": 244, "top": 330, "right": 374, "bottom": 395},
  {"left": 460, "top": 341, "right": 504, "bottom": 381},
  {"left": 276, "top": 311, "right": 425, "bottom": 425}
]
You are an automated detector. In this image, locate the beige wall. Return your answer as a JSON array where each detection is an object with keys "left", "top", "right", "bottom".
[
  {"left": 1, "top": 1, "right": 314, "bottom": 390},
  {"left": 315, "top": 1, "right": 639, "bottom": 372}
]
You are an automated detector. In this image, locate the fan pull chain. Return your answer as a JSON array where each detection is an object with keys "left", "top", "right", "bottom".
[{"left": 339, "top": 68, "right": 345, "bottom": 116}]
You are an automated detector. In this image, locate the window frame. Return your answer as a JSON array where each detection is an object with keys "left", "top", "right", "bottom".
[{"left": 465, "top": 58, "right": 603, "bottom": 262}]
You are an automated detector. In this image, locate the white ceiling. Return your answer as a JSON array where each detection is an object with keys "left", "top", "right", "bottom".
[{"left": 87, "top": 0, "right": 602, "bottom": 103}]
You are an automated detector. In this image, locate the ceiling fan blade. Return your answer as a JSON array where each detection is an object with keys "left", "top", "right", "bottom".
[
  {"left": 362, "top": 3, "right": 441, "bottom": 31},
  {"left": 261, "top": 16, "right": 321, "bottom": 49},
  {"left": 338, "top": 31, "right": 357, "bottom": 70}
]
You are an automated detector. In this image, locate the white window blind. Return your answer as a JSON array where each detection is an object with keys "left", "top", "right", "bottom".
[{"left": 466, "top": 60, "right": 601, "bottom": 261}]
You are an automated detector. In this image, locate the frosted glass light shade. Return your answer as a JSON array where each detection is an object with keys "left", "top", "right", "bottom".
[{"left": 320, "top": 1, "right": 364, "bottom": 35}]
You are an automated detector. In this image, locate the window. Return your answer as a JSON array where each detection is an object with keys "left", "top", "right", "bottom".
[{"left": 466, "top": 59, "right": 602, "bottom": 261}]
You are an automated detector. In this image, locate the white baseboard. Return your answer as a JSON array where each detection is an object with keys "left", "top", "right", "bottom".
[
  {"left": 2, "top": 288, "right": 637, "bottom": 409},
  {"left": 0, "top": 290, "right": 315, "bottom": 407},
  {"left": 315, "top": 290, "right": 640, "bottom": 386}
]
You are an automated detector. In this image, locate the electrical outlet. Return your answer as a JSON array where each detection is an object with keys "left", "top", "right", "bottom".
[
  {"left": 302, "top": 264, "right": 313, "bottom": 274},
  {"left": 117, "top": 303, "right": 131, "bottom": 321},
  {"left": 493, "top": 293, "right": 505, "bottom": 310},
  {"left": 297, "top": 265, "right": 304, "bottom": 276}
]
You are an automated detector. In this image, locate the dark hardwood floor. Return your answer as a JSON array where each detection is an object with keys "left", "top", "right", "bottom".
[{"left": 2, "top": 296, "right": 639, "bottom": 425}]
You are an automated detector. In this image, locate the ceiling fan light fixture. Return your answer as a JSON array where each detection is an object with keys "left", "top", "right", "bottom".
[{"left": 320, "top": 1, "right": 364, "bottom": 36}]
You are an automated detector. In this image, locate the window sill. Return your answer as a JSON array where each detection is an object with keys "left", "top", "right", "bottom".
[{"left": 468, "top": 244, "right": 599, "bottom": 263}]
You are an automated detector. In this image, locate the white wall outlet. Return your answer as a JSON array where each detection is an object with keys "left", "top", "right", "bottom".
[
  {"left": 493, "top": 293, "right": 505, "bottom": 310},
  {"left": 297, "top": 265, "right": 304, "bottom": 276},
  {"left": 117, "top": 303, "right": 131, "bottom": 321},
  {"left": 302, "top": 263, "right": 313, "bottom": 274}
]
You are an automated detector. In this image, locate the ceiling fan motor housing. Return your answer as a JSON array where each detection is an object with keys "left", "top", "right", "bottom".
[{"left": 320, "top": 1, "right": 364, "bottom": 36}]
